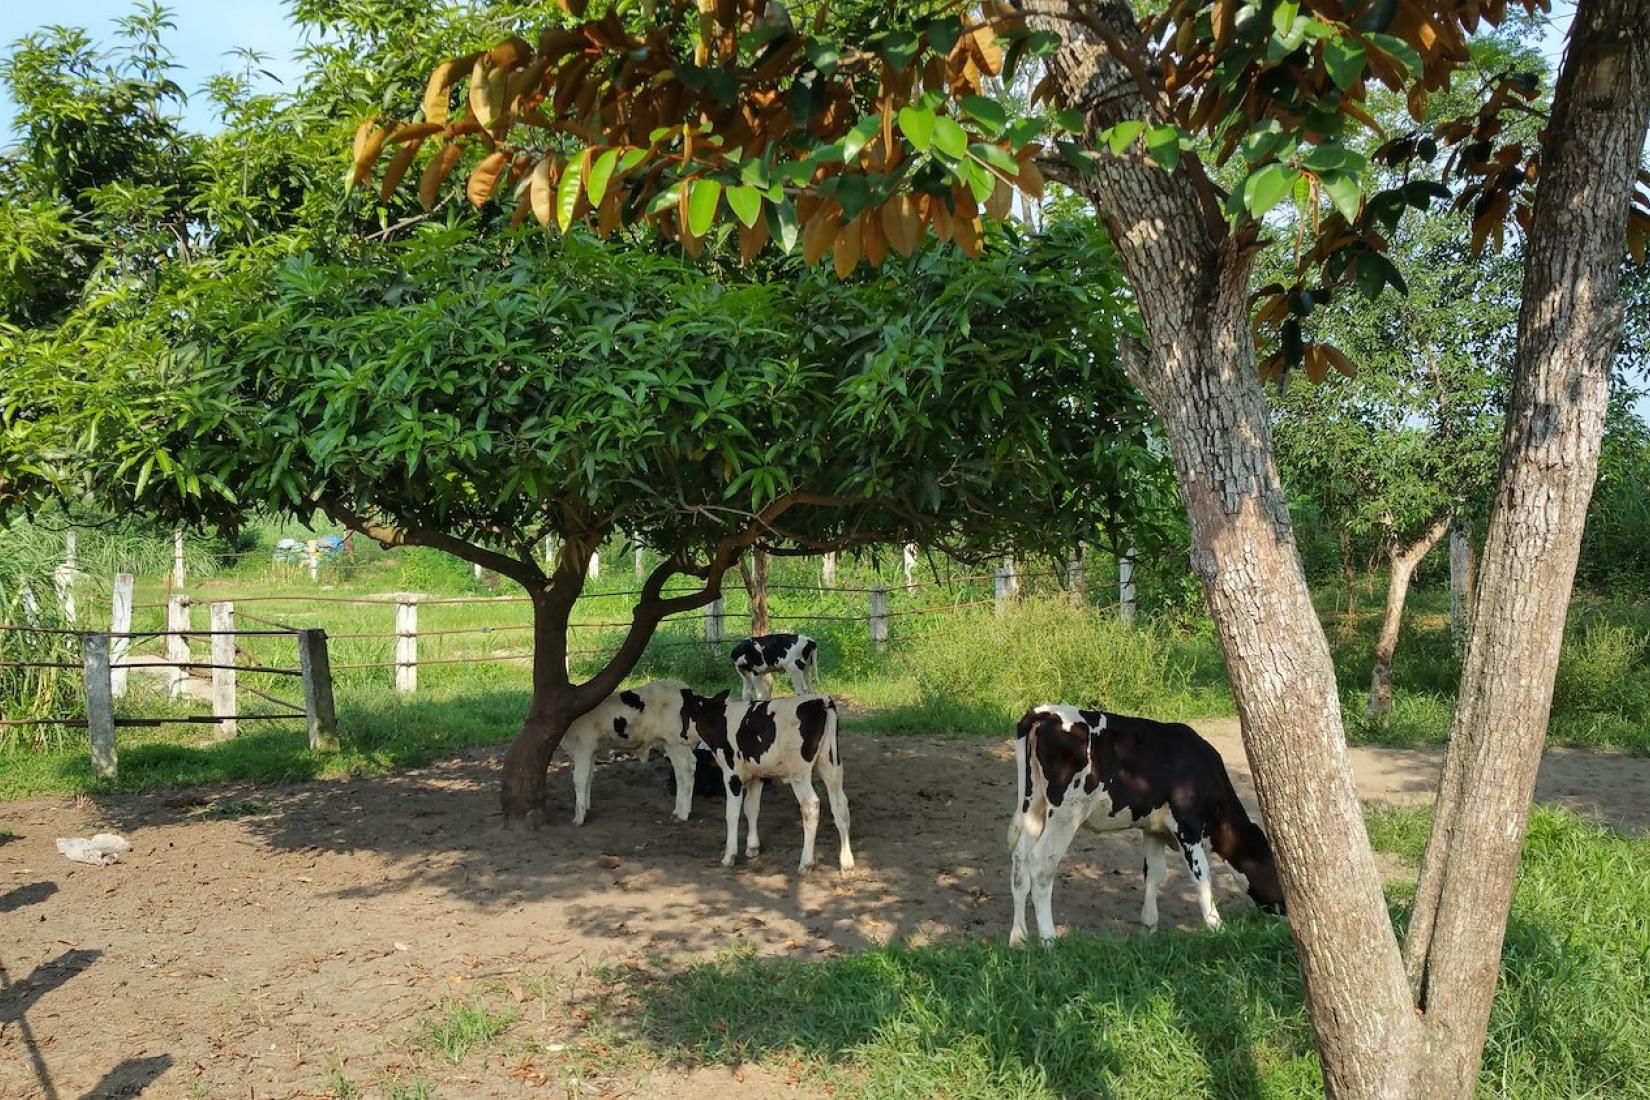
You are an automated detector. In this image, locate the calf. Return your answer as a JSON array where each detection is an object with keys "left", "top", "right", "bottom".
[
  {"left": 730, "top": 633, "right": 819, "bottom": 700},
  {"left": 562, "top": 680, "right": 699, "bottom": 826},
  {"left": 678, "top": 688, "right": 854, "bottom": 873},
  {"left": 662, "top": 742, "right": 726, "bottom": 800},
  {"left": 1007, "top": 705, "right": 1284, "bottom": 946}
]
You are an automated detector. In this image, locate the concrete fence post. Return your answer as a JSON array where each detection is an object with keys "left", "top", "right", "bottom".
[
  {"left": 82, "top": 632, "right": 117, "bottom": 780},
  {"left": 298, "top": 629, "right": 340, "bottom": 753},
  {"left": 821, "top": 553, "right": 836, "bottom": 588},
  {"left": 211, "top": 602, "right": 237, "bottom": 740},
  {"left": 994, "top": 563, "right": 1016, "bottom": 617},
  {"left": 395, "top": 598, "right": 418, "bottom": 695},
  {"left": 1067, "top": 549, "right": 1086, "bottom": 608},
  {"left": 1119, "top": 547, "right": 1138, "bottom": 624},
  {"left": 172, "top": 526, "right": 186, "bottom": 589},
  {"left": 870, "top": 587, "right": 889, "bottom": 648},
  {"left": 706, "top": 597, "right": 726, "bottom": 645},
  {"left": 903, "top": 544, "right": 918, "bottom": 589},
  {"left": 166, "top": 596, "right": 190, "bottom": 700},
  {"left": 110, "top": 573, "right": 135, "bottom": 699}
]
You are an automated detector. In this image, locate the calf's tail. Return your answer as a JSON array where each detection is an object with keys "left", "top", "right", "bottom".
[{"left": 1006, "top": 711, "right": 1046, "bottom": 850}]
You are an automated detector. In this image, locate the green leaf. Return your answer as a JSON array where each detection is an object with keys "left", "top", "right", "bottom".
[
  {"left": 1005, "top": 118, "right": 1046, "bottom": 148},
  {"left": 766, "top": 198, "right": 800, "bottom": 253},
  {"left": 1319, "top": 171, "right": 1362, "bottom": 222},
  {"left": 726, "top": 184, "right": 762, "bottom": 228},
  {"left": 1355, "top": 0, "right": 1399, "bottom": 32},
  {"left": 833, "top": 173, "right": 872, "bottom": 218},
  {"left": 687, "top": 179, "right": 722, "bottom": 237},
  {"left": 972, "top": 142, "right": 1019, "bottom": 173},
  {"left": 1106, "top": 120, "right": 1144, "bottom": 155},
  {"left": 921, "top": 15, "right": 963, "bottom": 54},
  {"left": 872, "top": 29, "right": 920, "bottom": 70},
  {"left": 898, "top": 106, "right": 935, "bottom": 152},
  {"left": 1242, "top": 162, "right": 1297, "bottom": 217},
  {"left": 1323, "top": 37, "right": 1366, "bottom": 90},
  {"left": 1145, "top": 125, "right": 1182, "bottom": 172},
  {"left": 618, "top": 148, "right": 649, "bottom": 174},
  {"left": 843, "top": 114, "right": 882, "bottom": 162},
  {"left": 958, "top": 158, "right": 995, "bottom": 204},
  {"left": 1052, "top": 109, "right": 1086, "bottom": 134},
  {"left": 557, "top": 154, "right": 585, "bottom": 231},
  {"left": 933, "top": 115, "right": 969, "bottom": 159},
  {"left": 1368, "top": 33, "right": 1423, "bottom": 79},
  {"left": 805, "top": 40, "right": 841, "bottom": 77},
  {"left": 959, "top": 95, "right": 1007, "bottom": 136},
  {"left": 586, "top": 147, "right": 621, "bottom": 208}
]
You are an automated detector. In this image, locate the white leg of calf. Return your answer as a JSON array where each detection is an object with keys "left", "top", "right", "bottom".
[
  {"left": 1029, "top": 807, "right": 1082, "bottom": 945},
  {"left": 722, "top": 775, "right": 744, "bottom": 867},
  {"left": 1140, "top": 832, "right": 1170, "bottom": 930},
  {"left": 787, "top": 665, "right": 810, "bottom": 695},
  {"left": 743, "top": 778, "right": 765, "bottom": 857},
  {"left": 820, "top": 762, "right": 853, "bottom": 871},
  {"left": 570, "top": 743, "right": 595, "bottom": 827},
  {"left": 739, "top": 670, "right": 759, "bottom": 702},
  {"left": 665, "top": 744, "right": 695, "bottom": 822},
  {"left": 1009, "top": 838, "right": 1032, "bottom": 947},
  {"left": 791, "top": 776, "right": 821, "bottom": 873},
  {"left": 760, "top": 672, "right": 774, "bottom": 700},
  {"left": 1185, "top": 841, "right": 1222, "bottom": 931}
]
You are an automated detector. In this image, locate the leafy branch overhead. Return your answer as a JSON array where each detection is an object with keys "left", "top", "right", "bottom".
[
  {"left": 354, "top": 0, "right": 1063, "bottom": 273},
  {"left": 350, "top": 0, "right": 1648, "bottom": 383}
]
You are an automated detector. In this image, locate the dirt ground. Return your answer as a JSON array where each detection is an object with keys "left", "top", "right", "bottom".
[{"left": 4, "top": 719, "right": 1649, "bottom": 1100}]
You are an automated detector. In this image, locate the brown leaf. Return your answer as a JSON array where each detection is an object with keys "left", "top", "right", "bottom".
[
  {"left": 1015, "top": 159, "right": 1045, "bottom": 200},
  {"left": 985, "top": 176, "right": 1014, "bottom": 221},
  {"left": 389, "top": 122, "right": 444, "bottom": 145},
  {"left": 423, "top": 55, "right": 477, "bottom": 128},
  {"left": 954, "top": 215, "right": 983, "bottom": 259},
  {"left": 1407, "top": 84, "right": 1428, "bottom": 123},
  {"left": 929, "top": 195, "right": 955, "bottom": 243},
  {"left": 1303, "top": 343, "right": 1327, "bottom": 385},
  {"left": 802, "top": 202, "right": 839, "bottom": 265},
  {"left": 1469, "top": 189, "right": 1510, "bottom": 256},
  {"left": 530, "top": 156, "right": 557, "bottom": 227},
  {"left": 597, "top": 192, "right": 621, "bottom": 239},
  {"left": 488, "top": 36, "right": 533, "bottom": 70},
  {"left": 833, "top": 214, "right": 863, "bottom": 277},
  {"left": 967, "top": 24, "right": 1003, "bottom": 77},
  {"left": 510, "top": 191, "right": 533, "bottom": 228},
  {"left": 419, "top": 142, "right": 462, "bottom": 210},
  {"left": 880, "top": 195, "right": 919, "bottom": 257},
  {"left": 861, "top": 211, "right": 888, "bottom": 269},
  {"left": 739, "top": 213, "right": 770, "bottom": 263},
  {"left": 466, "top": 150, "right": 509, "bottom": 208},
  {"left": 1213, "top": 0, "right": 1235, "bottom": 49},
  {"left": 349, "top": 123, "right": 388, "bottom": 190},
  {"left": 379, "top": 139, "right": 424, "bottom": 203},
  {"left": 1320, "top": 344, "right": 1358, "bottom": 379},
  {"left": 469, "top": 59, "right": 495, "bottom": 130}
]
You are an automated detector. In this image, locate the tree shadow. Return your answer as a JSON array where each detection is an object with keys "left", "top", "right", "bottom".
[
  {"left": 0, "top": 880, "right": 58, "bottom": 914},
  {"left": 1, "top": 948, "right": 103, "bottom": 1100},
  {"left": 75, "top": 1055, "right": 173, "bottom": 1099}
]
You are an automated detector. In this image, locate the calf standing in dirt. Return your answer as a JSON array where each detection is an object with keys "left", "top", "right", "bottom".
[{"left": 678, "top": 688, "right": 854, "bottom": 873}]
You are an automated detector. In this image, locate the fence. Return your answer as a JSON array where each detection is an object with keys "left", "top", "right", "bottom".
[{"left": 3, "top": 535, "right": 1154, "bottom": 776}]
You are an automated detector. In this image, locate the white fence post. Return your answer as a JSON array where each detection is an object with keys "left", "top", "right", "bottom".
[
  {"left": 211, "top": 602, "right": 236, "bottom": 739},
  {"left": 110, "top": 573, "right": 135, "bottom": 699},
  {"left": 870, "top": 587, "right": 889, "bottom": 648},
  {"left": 54, "top": 530, "right": 78, "bottom": 623},
  {"left": 82, "top": 632, "right": 117, "bottom": 780},
  {"left": 298, "top": 629, "right": 340, "bottom": 753},
  {"left": 1067, "top": 549, "right": 1085, "bottom": 608},
  {"left": 166, "top": 596, "right": 191, "bottom": 699},
  {"left": 172, "top": 527, "right": 186, "bottom": 589},
  {"left": 588, "top": 550, "right": 601, "bottom": 580},
  {"left": 19, "top": 583, "right": 40, "bottom": 626},
  {"left": 994, "top": 563, "right": 1016, "bottom": 617},
  {"left": 1119, "top": 546, "right": 1137, "bottom": 624},
  {"left": 706, "top": 596, "right": 726, "bottom": 644},
  {"left": 396, "top": 597, "right": 418, "bottom": 695},
  {"left": 634, "top": 543, "right": 645, "bottom": 581},
  {"left": 821, "top": 552, "right": 836, "bottom": 588},
  {"left": 903, "top": 543, "right": 918, "bottom": 589}
]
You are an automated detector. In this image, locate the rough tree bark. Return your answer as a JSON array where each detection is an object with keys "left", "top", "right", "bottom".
[
  {"left": 1025, "top": 2, "right": 1423, "bottom": 1092},
  {"left": 741, "top": 548, "right": 771, "bottom": 636},
  {"left": 1447, "top": 515, "right": 1476, "bottom": 659},
  {"left": 1368, "top": 515, "right": 1450, "bottom": 716},
  {"left": 1402, "top": 2, "right": 1650, "bottom": 1094}
]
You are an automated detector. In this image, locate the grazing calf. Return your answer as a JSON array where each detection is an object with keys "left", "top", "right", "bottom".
[
  {"left": 679, "top": 688, "right": 854, "bottom": 872},
  {"left": 562, "top": 680, "right": 698, "bottom": 826},
  {"left": 730, "top": 633, "right": 819, "bottom": 700},
  {"left": 1007, "top": 705, "right": 1284, "bottom": 946},
  {"left": 662, "top": 742, "right": 726, "bottom": 800}
]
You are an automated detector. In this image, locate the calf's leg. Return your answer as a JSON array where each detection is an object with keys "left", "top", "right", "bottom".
[
  {"left": 721, "top": 773, "right": 744, "bottom": 866},
  {"left": 1009, "top": 835, "right": 1033, "bottom": 947},
  {"left": 1028, "top": 807, "right": 1083, "bottom": 944},
  {"left": 743, "top": 778, "right": 765, "bottom": 857},
  {"left": 569, "top": 741, "right": 596, "bottom": 827},
  {"left": 1181, "top": 840, "right": 1222, "bottom": 930},
  {"left": 817, "top": 753, "right": 854, "bottom": 871},
  {"left": 1140, "top": 830, "right": 1172, "bottom": 929},
  {"left": 790, "top": 775, "right": 821, "bottom": 873},
  {"left": 663, "top": 743, "right": 696, "bottom": 822},
  {"left": 786, "top": 664, "right": 810, "bottom": 695}
]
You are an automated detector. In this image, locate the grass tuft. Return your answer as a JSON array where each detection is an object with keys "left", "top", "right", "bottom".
[{"left": 418, "top": 996, "right": 519, "bottom": 1065}]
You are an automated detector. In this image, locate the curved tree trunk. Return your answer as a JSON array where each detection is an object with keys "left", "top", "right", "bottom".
[
  {"left": 499, "top": 590, "right": 577, "bottom": 825},
  {"left": 1025, "top": 3, "right": 1423, "bottom": 1091},
  {"left": 1368, "top": 517, "right": 1449, "bottom": 717},
  {"left": 1403, "top": 3, "right": 1650, "bottom": 1094}
]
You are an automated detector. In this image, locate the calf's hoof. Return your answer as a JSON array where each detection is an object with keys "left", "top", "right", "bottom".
[
  {"left": 746, "top": 845, "right": 761, "bottom": 858},
  {"left": 838, "top": 853, "right": 856, "bottom": 872},
  {"left": 1008, "top": 928, "right": 1027, "bottom": 949},
  {"left": 721, "top": 854, "right": 736, "bottom": 868},
  {"left": 571, "top": 815, "right": 586, "bottom": 827},
  {"left": 797, "top": 858, "right": 815, "bottom": 874}
]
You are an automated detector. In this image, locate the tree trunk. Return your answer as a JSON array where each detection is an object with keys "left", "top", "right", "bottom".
[
  {"left": 1026, "top": 2, "right": 1423, "bottom": 1092},
  {"left": 1447, "top": 515, "right": 1475, "bottom": 660},
  {"left": 749, "top": 548, "right": 770, "bottom": 636},
  {"left": 1368, "top": 517, "right": 1449, "bottom": 717},
  {"left": 1339, "top": 528, "right": 1358, "bottom": 630},
  {"left": 1403, "top": 4, "right": 1650, "bottom": 1094},
  {"left": 498, "top": 591, "right": 576, "bottom": 825}
]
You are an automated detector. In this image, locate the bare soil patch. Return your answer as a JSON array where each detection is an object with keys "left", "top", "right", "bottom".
[{"left": 4, "top": 724, "right": 1647, "bottom": 1099}]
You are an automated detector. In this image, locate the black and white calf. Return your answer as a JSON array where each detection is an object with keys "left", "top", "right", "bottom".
[
  {"left": 561, "top": 680, "right": 699, "bottom": 826},
  {"left": 730, "top": 633, "right": 819, "bottom": 700},
  {"left": 1007, "top": 705, "right": 1284, "bottom": 945},
  {"left": 678, "top": 688, "right": 854, "bottom": 873}
]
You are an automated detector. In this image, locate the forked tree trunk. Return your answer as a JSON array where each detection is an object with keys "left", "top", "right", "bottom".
[
  {"left": 1447, "top": 515, "right": 1476, "bottom": 659},
  {"left": 1369, "top": 517, "right": 1449, "bottom": 717},
  {"left": 1027, "top": 3, "right": 1422, "bottom": 1090},
  {"left": 1403, "top": 4, "right": 1650, "bottom": 1094},
  {"left": 499, "top": 590, "right": 577, "bottom": 825}
]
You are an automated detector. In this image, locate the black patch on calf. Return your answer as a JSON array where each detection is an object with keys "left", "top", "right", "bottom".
[
  {"left": 620, "top": 690, "right": 643, "bottom": 710},
  {"left": 612, "top": 716, "right": 628, "bottom": 738},
  {"left": 727, "top": 774, "right": 743, "bottom": 797},
  {"left": 796, "top": 697, "right": 830, "bottom": 761},
  {"left": 1023, "top": 711, "right": 1089, "bottom": 807},
  {"left": 663, "top": 744, "right": 725, "bottom": 798},
  {"left": 682, "top": 688, "right": 737, "bottom": 770},
  {"left": 735, "top": 702, "right": 779, "bottom": 762},
  {"left": 731, "top": 633, "right": 804, "bottom": 675}
]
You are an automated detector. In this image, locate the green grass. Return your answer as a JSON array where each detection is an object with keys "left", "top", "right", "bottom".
[
  {"left": 417, "top": 997, "right": 520, "bottom": 1065},
  {"left": 615, "top": 807, "right": 1650, "bottom": 1100}
]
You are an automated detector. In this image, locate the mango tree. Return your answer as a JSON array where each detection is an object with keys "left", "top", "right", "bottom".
[{"left": 355, "top": 0, "right": 1648, "bottom": 1092}]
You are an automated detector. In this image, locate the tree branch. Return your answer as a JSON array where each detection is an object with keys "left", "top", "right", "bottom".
[{"left": 318, "top": 496, "right": 546, "bottom": 589}]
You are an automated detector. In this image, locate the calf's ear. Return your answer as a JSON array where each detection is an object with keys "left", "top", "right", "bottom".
[{"left": 714, "top": 688, "right": 731, "bottom": 701}]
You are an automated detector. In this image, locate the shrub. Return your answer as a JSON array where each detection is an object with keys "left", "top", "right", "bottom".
[{"left": 1552, "top": 621, "right": 1646, "bottom": 715}]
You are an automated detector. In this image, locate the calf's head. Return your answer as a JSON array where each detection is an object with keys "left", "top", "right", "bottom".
[{"left": 1232, "top": 821, "right": 1286, "bottom": 915}]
